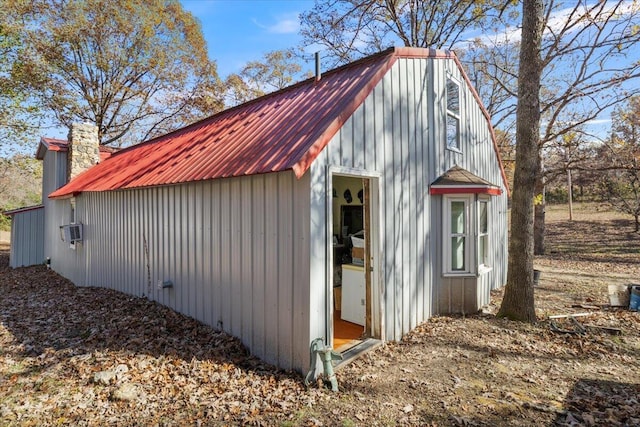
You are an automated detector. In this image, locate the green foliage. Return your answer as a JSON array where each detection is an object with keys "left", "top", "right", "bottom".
[
  {"left": 9, "top": 0, "right": 224, "bottom": 147},
  {"left": 224, "top": 50, "right": 303, "bottom": 107},
  {"left": 0, "top": 3, "right": 43, "bottom": 154},
  {"left": 0, "top": 155, "right": 42, "bottom": 231},
  {"left": 546, "top": 186, "right": 568, "bottom": 204}
]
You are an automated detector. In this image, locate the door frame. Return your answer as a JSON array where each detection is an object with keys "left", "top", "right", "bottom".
[{"left": 326, "top": 166, "right": 383, "bottom": 348}]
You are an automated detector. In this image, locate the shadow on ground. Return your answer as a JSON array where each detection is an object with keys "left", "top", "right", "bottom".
[{"left": 555, "top": 378, "right": 640, "bottom": 426}]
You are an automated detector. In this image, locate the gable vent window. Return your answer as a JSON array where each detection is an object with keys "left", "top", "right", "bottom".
[{"left": 446, "top": 76, "right": 461, "bottom": 151}]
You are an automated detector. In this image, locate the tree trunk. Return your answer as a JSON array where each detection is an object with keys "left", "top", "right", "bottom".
[
  {"left": 567, "top": 169, "right": 573, "bottom": 221},
  {"left": 497, "top": 0, "right": 543, "bottom": 323}
]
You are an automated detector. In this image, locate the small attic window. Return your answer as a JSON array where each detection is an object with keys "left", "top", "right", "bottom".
[{"left": 446, "top": 76, "right": 461, "bottom": 151}]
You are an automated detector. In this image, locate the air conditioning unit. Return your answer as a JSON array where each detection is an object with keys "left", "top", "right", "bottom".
[{"left": 60, "top": 224, "right": 83, "bottom": 243}]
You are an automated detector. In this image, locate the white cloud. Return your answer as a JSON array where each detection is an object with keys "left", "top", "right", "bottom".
[
  {"left": 253, "top": 13, "right": 300, "bottom": 34},
  {"left": 463, "top": 0, "right": 639, "bottom": 49},
  {"left": 585, "top": 118, "right": 612, "bottom": 126}
]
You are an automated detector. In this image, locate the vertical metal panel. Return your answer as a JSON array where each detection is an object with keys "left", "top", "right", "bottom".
[
  {"left": 263, "top": 174, "right": 279, "bottom": 364},
  {"left": 308, "top": 151, "right": 329, "bottom": 355},
  {"left": 240, "top": 177, "right": 253, "bottom": 348},
  {"left": 292, "top": 171, "right": 311, "bottom": 371},
  {"left": 210, "top": 180, "right": 222, "bottom": 328},
  {"left": 194, "top": 183, "right": 204, "bottom": 323},
  {"left": 251, "top": 175, "right": 266, "bottom": 357},
  {"left": 219, "top": 180, "right": 232, "bottom": 332},
  {"left": 277, "top": 172, "right": 294, "bottom": 368},
  {"left": 230, "top": 179, "right": 242, "bottom": 338}
]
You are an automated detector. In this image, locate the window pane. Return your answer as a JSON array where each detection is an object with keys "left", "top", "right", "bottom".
[
  {"left": 451, "top": 237, "right": 465, "bottom": 270},
  {"left": 480, "top": 201, "right": 488, "bottom": 234},
  {"left": 446, "top": 115, "right": 459, "bottom": 149},
  {"left": 479, "top": 235, "right": 487, "bottom": 266},
  {"left": 446, "top": 78, "right": 459, "bottom": 114},
  {"left": 451, "top": 201, "right": 465, "bottom": 234}
]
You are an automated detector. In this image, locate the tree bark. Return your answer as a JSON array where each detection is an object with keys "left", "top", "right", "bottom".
[{"left": 497, "top": 0, "right": 543, "bottom": 322}]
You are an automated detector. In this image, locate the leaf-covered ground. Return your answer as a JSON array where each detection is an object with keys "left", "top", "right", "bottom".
[{"left": 1, "top": 203, "right": 639, "bottom": 426}]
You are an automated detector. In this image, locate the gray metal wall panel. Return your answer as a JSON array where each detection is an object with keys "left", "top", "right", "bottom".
[
  {"left": 9, "top": 208, "right": 44, "bottom": 268},
  {"left": 50, "top": 171, "right": 311, "bottom": 373},
  {"left": 308, "top": 152, "right": 330, "bottom": 352}
]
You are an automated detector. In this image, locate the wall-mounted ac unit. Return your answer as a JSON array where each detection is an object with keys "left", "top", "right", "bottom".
[{"left": 60, "top": 224, "right": 83, "bottom": 243}]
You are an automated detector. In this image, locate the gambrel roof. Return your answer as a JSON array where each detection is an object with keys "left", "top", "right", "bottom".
[{"left": 49, "top": 47, "right": 508, "bottom": 199}]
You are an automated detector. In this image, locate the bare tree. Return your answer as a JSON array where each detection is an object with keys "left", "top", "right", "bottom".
[
  {"left": 464, "top": 1, "right": 640, "bottom": 253},
  {"left": 598, "top": 96, "right": 640, "bottom": 232},
  {"left": 300, "top": 0, "right": 511, "bottom": 67}
]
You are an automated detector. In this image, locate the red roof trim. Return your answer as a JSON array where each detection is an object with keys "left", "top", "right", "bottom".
[{"left": 429, "top": 187, "right": 502, "bottom": 196}]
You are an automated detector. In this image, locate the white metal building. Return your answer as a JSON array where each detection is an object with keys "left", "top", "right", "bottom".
[{"left": 26, "top": 47, "right": 509, "bottom": 374}]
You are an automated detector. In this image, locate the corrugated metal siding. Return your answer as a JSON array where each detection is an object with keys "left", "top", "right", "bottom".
[
  {"left": 9, "top": 207, "right": 45, "bottom": 268},
  {"left": 310, "top": 57, "right": 507, "bottom": 343},
  {"left": 49, "top": 171, "right": 311, "bottom": 372}
]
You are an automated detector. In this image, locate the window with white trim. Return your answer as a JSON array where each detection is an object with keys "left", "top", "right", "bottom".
[
  {"left": 443, "top": 195, "right": 492, "bottom": 275},
  {"left": 444, "top": 196, "right": 471, "bottom": 274},
  {"left": 446, "top": 76, "right": 461, "bottom": 151}
]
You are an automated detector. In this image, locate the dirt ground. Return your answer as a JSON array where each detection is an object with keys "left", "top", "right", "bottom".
[{"left": 1, "top": 203, "right": 639, "bottom": 426}]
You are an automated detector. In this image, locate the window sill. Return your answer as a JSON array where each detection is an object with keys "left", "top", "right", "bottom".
[
  {"left": 443, "top": 271, "right": 475, "bottom": 278},
  {"left": 478, "top": 265, "right": 493, "bottom": 275},
  {"left": 446, "top": 146, "right": 462, "bottom": 154}
]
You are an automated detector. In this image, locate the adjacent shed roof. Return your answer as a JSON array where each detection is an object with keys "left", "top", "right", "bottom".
[
  {"left": 3, "top": 204, "right": 44, "bottom": 217},
  {"left": 49, "top": 47, "right": 508, "bottom": 199},
  {"left": 430, "top": 166, "right": 502, "bottom": 195}
]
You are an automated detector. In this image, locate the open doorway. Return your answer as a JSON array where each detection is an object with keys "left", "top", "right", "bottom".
[{"left": 330, "top": 173, "right": 380, "bottom": 353}]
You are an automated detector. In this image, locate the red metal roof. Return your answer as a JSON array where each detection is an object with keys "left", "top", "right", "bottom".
[{"left": 48, "top": 47, "right": 509, "bottom": 199}]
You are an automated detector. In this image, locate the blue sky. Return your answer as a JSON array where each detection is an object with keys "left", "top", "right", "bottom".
[{"left": 181, "top": 0, "right": 315, "bottom": 78}]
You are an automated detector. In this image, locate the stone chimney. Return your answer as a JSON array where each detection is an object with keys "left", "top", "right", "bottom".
[{"left": 67, "top": 123, "right": 100, "bottom": 181}]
